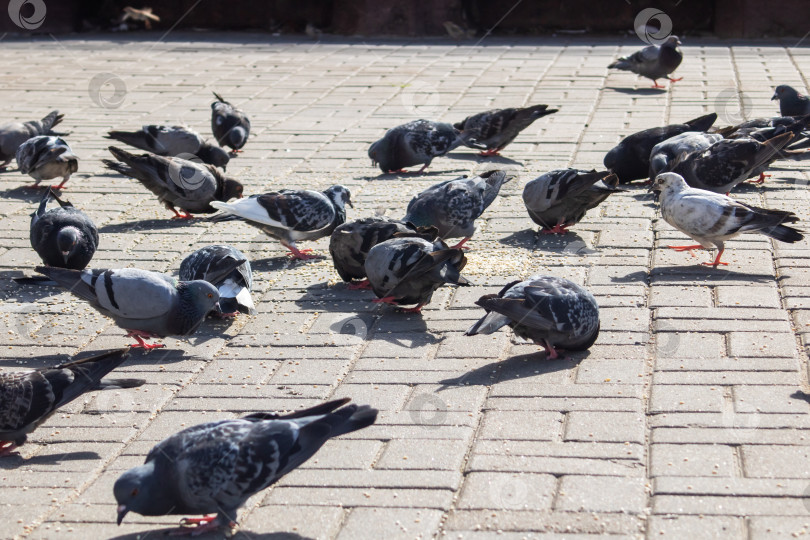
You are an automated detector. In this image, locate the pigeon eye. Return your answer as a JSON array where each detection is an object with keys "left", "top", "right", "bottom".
[
  {"left": 207, "top": 293, "right": 213, "bottom": 299},
  {"left": 131, "top": 488, "right": 139, "bottom": 497}
]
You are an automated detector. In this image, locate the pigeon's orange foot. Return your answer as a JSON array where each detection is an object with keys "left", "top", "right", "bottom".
[
  {"left": 449, "top": 237, "right": 471, "bottom": 250},
  {"left": 126, "top": 332, "right": 164, "bottom": 350},
  {"left": 541, "top": 339, "right": 565, "bottom": 360},
  {"left": 387, "top": 169, "right": 408, "bottom": 174},
  {"left": 169, "top": 515, "right": 231, "bottom": 536},
  {"left": 701, "top": 250, "right": 728, "bottom": 267},
  {"left": 347, "top": 279, "right": 372, "bottom": 290},
  {"left": 749, "top": 173, "right": 771, "bottom": 184},
  {"left": 398, "top": 303, "right": 425, "bottom": 314},
  {"left": 170, "top": 209, "right": 194, "bottom": 220},
  {"left": 651, "top": 80, "right": 665, "bottom": 89},
  {"left": 541, "top": 224, "right": 570, "bottom": 235},
  {"left": 286, "top": 247, "right": 318, "bottom": 260},
  {"left": 214, "top": 311, "right": 239, "bottom": 319},
  {"left": 478, "top": 149, "right": 502, "bottom": 157},
  {"left": 667, "top": 244, "right": 704, "bottom": 256},
  {"left": 668, "top": 77, "right": 683, "bottom": 83},
  {"left": 0, "top": 441, "right": 19, "bottom": 458}
]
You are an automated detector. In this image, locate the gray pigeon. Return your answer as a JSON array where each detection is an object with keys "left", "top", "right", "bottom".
[
  {"left": 652, "top": 172, "right": 803, "bottom": 266},
  {"left": 329, "top": 216, "right": 438, "bottom": 289},
  {"left": 30, "top": 188, "right": 98, "bottom": 270},
  {"left": 772, "top": 85, "right": 810, "bottom": 116},
  {"left": 465, "top": 275, "right": 600, "bottom": 359},
  {"left": 649, "top": 132, "right": 723, "bottom": 178},
  {"left": 608, "top": 35, "right": 683, "bottom": 88},
  {"left": 103, "top": 146, "right": 243, "bottom": 219},
  {"left": 403, "top": 170, "right": 511, "bottom": 248},
  {"left": 453, "top": 104, "right": 558, "bottom": 156},
  {"left": 365, "top": 236, "right": 470, "bottom": 313},
  {"left": 210, "top": 185, "right": 352, "bottom": 260},
  {"left": 523, "top": 169, "right": 623, "bottom": 234},
  {"left": 114, "top": 398, "right": 377, "bottom": 535},
  {"left": 179, "top": 245, "right": 256, "bottom": 317},
  {"left": 368, "top": 119, "right": 462, "bottom": 173},
  {"left": 16, "top": 135, "right": 78, "bottom": 190},
  {"left": 106, "top": 125, "right": 230, "bottom": 169},
  {"left": 35, "top": 266, "right": 225, "bottom": 349},
  {"left": 211, "top": 92, "right": 251, "bottom": 153},
  {"left": 0, "top": 348, "right": 142, "bottom": 457},
  {"left": 0, "top": 110, "right": 63, "bottom": 168}
]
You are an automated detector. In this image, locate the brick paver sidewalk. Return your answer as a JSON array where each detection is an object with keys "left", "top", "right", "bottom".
[{"left": 1, "top": 32, "right": 810, "bottom": 539}]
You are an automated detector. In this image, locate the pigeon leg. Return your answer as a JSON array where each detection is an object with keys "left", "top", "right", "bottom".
[
  {"left": 701, "top": 249, "right": 729, "bottom": 267},
  {"left": 170, "top": 208, "right": 194, "bottom": 220},
  {"left": 51, "top": 176, "right": 70, "bottom": 190},
  {"left": 748, "top": 173, "right": 771, "bottom": 184},
  {"left": 477, "top": 148, "right": 502, "bottom": 157},
  {"left": 541, "top": 339, "right": 564, "bottom": 359},
  {"left": 213, "top": 311, "right": 239, "bottom": 319},
  {"left": 398, "top": 303, "right": 425, "bottom": 314},
  {"left": 667, "top": 244, "right": 705, "bottom": 257},
  {"left": 449, "top": 237, "right": 471, "bottom": 250},
  {"left": 651, "top": 80, "right": 665, "bottom": 89},
  {"left": 387, "top": 169, "right": 408, "bottom": 174},
  {"left": 169, "top": 515, "right": 231, "bottom": 536},
  {"left": 347, "top": 279, "right": 372, "bottom": 290},
  {"left": 540, "top": 223, "right": 569, "bottom": 235},
  {"left": 126, "top": 332, "right": 165, "bottom": 350},
  {"left": 283, "top": 243, "right": 318, "bottom": 260},
  {"left": 416, "top": 164, "right": 429, "bottom": 174},
  {"left": 668, "top": 77, "right": 683, "bottom": 83},
  {"left": 0, "top": 441, "right": 19, "bottom": 457},
  {"left": 372, "top": 296, "right": 398, "bottom": 305}
]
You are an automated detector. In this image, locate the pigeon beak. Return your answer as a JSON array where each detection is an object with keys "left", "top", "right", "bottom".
[
  {"left": 771, "top": 92, "right": 779, "bottom": 101},
  {"left": 61, "top": 251, "right": 70, "bottom": 263},
  {"left": 347, "top": 199, "right": 354, "bottom": 209},
  {"left": 116, "top": 505, "right": 128, "bottom": 525}
]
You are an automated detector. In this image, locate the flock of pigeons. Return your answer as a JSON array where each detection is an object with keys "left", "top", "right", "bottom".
[{"left": 1, "top": 35, "right": 810, "bottom": 535}]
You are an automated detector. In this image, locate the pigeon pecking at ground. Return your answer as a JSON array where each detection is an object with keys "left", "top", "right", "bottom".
[
  {"left": 453, "top": 104, "right": 558, "bottom": 156},
  {"left": 103, "top": 146, "right": 243, "bottom": 219},
  {"left": 210, "top": 185, "right": 352, "bottom": 260},
  {"left": 365, "top": 236, "right": 470, "bottom": 313},
  {"left": 652, "top": 172, "right": 804, "bottom": 266},
  {"left": 369, "top": 119, "right": 462, "bottom": 174},
  {"left": 16, "top": 135, "right": 79, "bottom": 190},
  {"left": 0, "top": 348, "right": 143, "bottom": 457},
  {"left": 649, "top": 132, "right": 724, "bottom": 178},
  {"left": 114, "top": 398, "right": 377, "bottom": 535},
  {"left": 772, "top": 85, "right": 810, "bottom": 117},
  {"left": 0, "top": 110, "right": 63, "bottom": 169},
  {"left": 35, "top": 266, "right": 227, "bottom": 349},
  {"left": 608, "top": 35, "right": 683, "bottom": 88},
  {"left": 522, "top": 169, "right": 623, "bottom": 234},
  {"left": 211, "top": 92, "right": 251, "bottom": 154},
  {"left": 465, "top": 275, "right": 600, "bottom": 359},
  {"left": 30, "top": 188, "right": 98, "bottom": 270},
  {"left": 179, "top": 245, "right": 256, "bottom": 317},
  {"left": 403, "top": 170, "right": 511, "bottom": 249},
  {"left": 106, "top": 125, "right": 230, "bottom": 169}
]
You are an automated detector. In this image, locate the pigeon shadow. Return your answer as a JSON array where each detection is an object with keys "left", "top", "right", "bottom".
[
  {"left": 98, "top": 219, "right": 195, "bottom": 233},
  {"left": 790, "top": 390, "right": 810, "bottom": 404},
  {"left": 121, "top": 347, "right": 198, "bottom": 366},
  {"left": 444, "top": 151, "right": 524, "bottom": 167},
  {"left": 0, "top": 185, "right": 46, "bottom": 203},
  {"left": 249, "top": 256, "right": 296, "bottom": 273},
  {"left": 370, "top": 168, "right": 469, "bottom": 180},
  {"left": 6, "top": 273, "right": 68, "bottom": 302},
  {"left": 614, "top": 268, "right": 774, "bottom": 284},
  {"left": 437, "top": 350, "right": 584, "bottom": 390},
  {"left": 0, "top": 450, "right": 100, "bottom": 468},
  {"left": 294, "top": 282, "right": 379, "bottom": 313},
  {"left": 534, "top": 230, "right": 594, "bottom": 254},
  {"left": 605, "top": 86, "right": 668, "bottom": 96},
  {"left": 372, "top": 312, "right": 445, "bottom": 348},
  {"left": 498, "top": 229, "right": 538, "bottom": 250},
  {"left": 106, "top": 530, "right": 313, "bottom": 540}
]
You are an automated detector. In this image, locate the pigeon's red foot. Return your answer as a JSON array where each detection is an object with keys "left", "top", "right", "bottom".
[
  {"left": 668, "top": 77, "right": 683, "bottom": 83},
  {"left": 449, "top": 237, "right": 471, "bottom": 250},
  {"left": 126, "top": 332, "right": 165, "bottom": 350},
  {"left": 347, "top": 279, "right": 372, "bottom": 290},
  {"left": 170, "top": 209, "right": 194, "bottom": 220},
  {"left": 169, "top": 515, "right": 233, "bottom": 536},
  {"left": 478, "top": 148, "right": 502, "bottom": 157},
  {"left": 372, "top": 295, "right": 398, "bottom": 305},
  {"left": 749, "top": 173, "right": 771, "bottom": 184},
  {"left": 52, "top": 176, "right": 70, "bottom": 190},
  {"left": 540, "top": 224, "right": 570, "bottom": 235},
  {"left": 417, "top": 164, "right": 429, "bottom": 174},
  {"left": 651, "top": 80, "right": 665, "bottom": 89},
  {"left": 387, "top": 169, "right": 408, "bottom": 174},
  {"left": 214, "top": 311, "right": 239, "bottom": 319},
  {"left": 667, "top": 244, "right": 704, "bottom": 257},
  {"left": 0, "top": 441, "right": 19, "bottom": 457},
  {"left": 398, "top": 303, "right": 425, "bottom": 314},
  {"left": 285, "top": 246, "right": 318, "bottom": 260},
  {"left": 701, "top": 249, "right": 728, "bottom": 267},
  {"left": 540, "top": 339, "right": 565, "bottom": 360}
]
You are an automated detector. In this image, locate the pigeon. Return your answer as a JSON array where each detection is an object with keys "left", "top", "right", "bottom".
[
  {"left": 465, "top": 275, "right": 600, "bottom": 358},
  {"left": 210, "top": 185, "right": 352, "bottom": 260},
  {"left": 652, "top": 172, "right": 804, "bottom": 266},
  {"left": 772, "top": 85, "right": 810, "bottom": 117},
  {"left": 0, "top": 110, "right": 63, "bottom": 169},
  {"left": 103, "top": 146, "right": 243, "bottom": 219},
  {"left": 114, "top": 398, "right": 377, "bottom": 535},
  {"left": 608, "top": 35, "right": 683, "bottom": 88},
  {"left": 403, "top": 170, "right": 511, "bottom": 248},
  {"left": 329, "top": 216, "right": 438, "bottom": 289},
  {"left": 30, "top": 188, "right": 98, "bottom": 270},
  {"left": 0, "top": 348, "right": 143, "bottom": 457},
  {"left": 522, "top": 169, "right": 623, "bottom": 234},
  {"left": 453, "top": 105, "right": 558, "bottom": 156},
  {"left": 368, "top": 119, "right": 462, "bottom": 173},
  {"left": 604, "top": 113, "right": 718, "bottom": 183},
  {"left": 35, "top": 266, "right": 226, "bottom": 349},
  {"left": 365, "top": 236, "right": 471, "bottom": 313},
  {"left": 649, "top": 132, "right": 723, "bottom": 177},
  {"left": 211, "top": 92, "right": 251, "bottom": 153},
  {"left": 16, "top": 135, "right": 78, "bottom": 190},
  {"left": 179, "top": 245, "right": 256, "bottom": 317},
  {"left": 716, "top": 114, "right": 810, "bottom": 151},
  {"left": 106, "top": 125, "right": 230, "bottom": 169}
]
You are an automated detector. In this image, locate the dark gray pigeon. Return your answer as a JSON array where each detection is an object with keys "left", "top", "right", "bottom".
[
  {"left": 454, "top": 104, "right": 558, "bottom": 156},
  {"left": 329, "top": 216, "right": 438, "bottom": 289},
  {"left": 465, "top": 275, "right": 600, "bottom": 359},
  {"left": 35, "top": 266, "right": 225, "bottom": 349},
  {"left": 179, "top": 245, "right": 256, "bottom": 317},
  {"left": 0, "top": 348, "right": 142, "bottom": 457},
  {"left": 0, "top": 110, "right": 63, "bottom": 169},
  {"left": 368, "top": 119, "right": 462, "bottom": 173},
  {"left": 403, "top": 170, "right": 511, "bottom": 248},
  {"left": 649, "top": 132, "right": 723, "bottom": 178},
  {"left": 16, "top": 135, "right": 78, "bottom": 190},
  {"left": 30, "top": 188, "right": 98, "bottom": 270},
  {"left": 210, "top": 185, "right": 352, "bottom": 260},
  {"left": 608, "top": 35, "right": 683, "bottom": 88},
  {"left": 365, "top": 236, "right": 470, "bottom": 313},
  {"left": 523, "top": 169, "right": 623, "bottom": 234},
  {"left": 604, "top": 113, "right": 718, "bottom": 183},
  {"left": 772, "top": 85, "right": 810, "bottom": 117},
  {"left": 114, "top": 398, "right": 377, "bottom": 535},
  {"left": 652, "top": 172, "right": 803, "bottom": 266},
  {"left": 106, "top": 125, "right": 230, "bottom": 169},
  {"left": 716, "top": 115, "right": 810, "bottom": 150},
  {"left": 211, "top": 92, "right": 251, "bottom": 153},
  {"left": 103, "top": 146, "right": 243, "bottom": 219}
]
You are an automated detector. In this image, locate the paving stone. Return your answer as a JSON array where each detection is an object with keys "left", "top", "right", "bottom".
[{"left": 555, "top": 475, "right": 647, "bottom": 513}]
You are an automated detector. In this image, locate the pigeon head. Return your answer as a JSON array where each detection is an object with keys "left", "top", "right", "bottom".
[
  {"left": 652, "top": 172, "right": 688, "bottom": 194},
  {"left": 323, "top": 185, "right": 353, "bottom": 210},
  {"left": 114, "top": 463, "right": 168, "bottom": 524},
  {"left": 368, "top": 137, "right": 390, "bottom": 172},
  {"left": 56, "top": 226, "right": 82, "bottom": 264},
  {"left": 772, "top": 84, "right": 800, "bottom": 101},
  {"left": 227, "top": 126, "right": 248, "bottom": 149},
  {"left": 177, "top": 280, "right": 221, "bottom": 334},
  {"left": 222, "top": 178, "right": 244, "bottom": 200},
  {"left": 663, "top": 35, "right": 681, "bottom": 48},
  {"left": 198, "top": 144, "right": 230, "bottom": 170}
]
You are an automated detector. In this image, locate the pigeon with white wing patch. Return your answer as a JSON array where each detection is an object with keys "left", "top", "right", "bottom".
[
  {"left": 16, "top": 135, "right": 78, "bottom": 190},
  {"left": 179, "top": 245, "right": 256, "bottom": 317}
]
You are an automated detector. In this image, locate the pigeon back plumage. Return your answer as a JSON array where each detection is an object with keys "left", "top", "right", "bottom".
[
  {"left": 454, "top": 104, "right": 558, "bottom": 152},
  {"left": 211, "top": 92, "right": 251, "bottom": 152},
  {"left": 0, "top": 110, "right": 64, "bottom": 165},
  {"left": 369, "top": 119, "right": 462, "bottom": 173},
  {"left": 179, "top": 245, "right": 255, "bottom": 315}
]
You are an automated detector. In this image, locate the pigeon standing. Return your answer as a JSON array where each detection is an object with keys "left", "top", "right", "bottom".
[
  {"left": 106, "top": 125, "right": 230, "bottom": 169},
  {"left": 522, "top": 169, "right": 623, "bottom": 234},
  {"left": 211, "top": 92, "right": 251, "bottom": 154},
  {"left": 403, "top": 170, "right": 511, "bottom": 249},
  {"left": 114, "top": 398, "right": 377, "bottom": 535},
  {"left": 369, "top": 119, "right": 462, "bottom": 173},
  {"left": 652, "top": 172, "right": 803, "bottom": 266},
  {"left": 649, "top": 132, "right": 724, "bottom": 178},
  {"left": 772, "top": 85, "right": 810, "bottom": 116},
  {"left": 453, "top": 104, "right": 558, "bottom": 156},
  {"left": 179, "top": 245, "right": 256, "bottom": 317},
  {"left": 0, "top": 348, "right": 142, "bottom": 457},
  {"left": 30, "top": 188, "right": 98, "bottom": 270},
  {"left": 103, "top": 146, "right": 243, "bottom": 219},
  {"left": 16, "top": 135, "right": 78, "bottom": 190},
  {"left": 210, "top": 185, "right": 352, "bottom": 260},
  {"left": 0, "top": 110, "right": 63, "bottom": 168},
  {"left": 465, "top": 275, "right": 600, "bottom": 359},
  {"left": 608, "top": 35, "right": 683, "bottom": 88}
]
